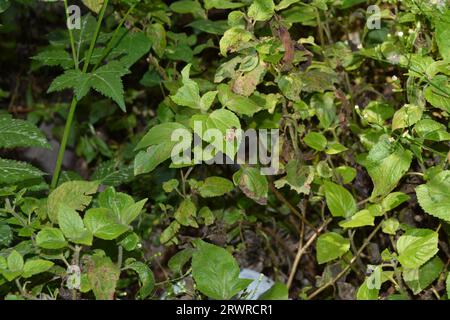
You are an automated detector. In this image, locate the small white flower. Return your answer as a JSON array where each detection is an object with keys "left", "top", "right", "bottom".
[
  {"left": 388, "top": 137, "right": 395, "bottom": 143},
  {"left": 408, "top": 29, "right": 414, "bottom": 34},
  {"left": 355, "top": 105, "right": 360, "bottom": 109},
  {"left": 387, "top": 53, "right": 401, "bottom": 65},
  {"left": 392, "top": 75, "right": 398, "bottom": 81},
  {"left": 357, "top": 43, "right": 363, "bottom": 49},
  {"left": 396, "top": 31, "right": 404, "bottom": 37}
]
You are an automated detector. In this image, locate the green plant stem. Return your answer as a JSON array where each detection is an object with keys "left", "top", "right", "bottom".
[
  {"left": 51, "top": 97, "right": 77, "bottom": 190},
  {"left": 63, "top": 0, "right": 78, "bottom": 70},
  {"left": 50, "top": 0, "right": 109, "bottom": 190}
]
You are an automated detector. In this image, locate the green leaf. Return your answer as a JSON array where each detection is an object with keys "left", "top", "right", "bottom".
[
  {"left": 316, "top": 232, "right": 350, "bottom": 264},
  {"left": 48, "top": 62, "right": 130, "bottom": 111},
  {"left": 341, "top": 0, "right": 367, "bottom": 9},
  {"left": 403, "top": 256, "right": 443, "bottom": 295},
  {"left": 381, "top": 218, "right": 400, "bottom": 235},
  {"left": 84, "top": 208, "right": 129, "bottom": 240},
  {"left": 174, "top": 198, "right": 198, "bottom": 228},
  {"left": 135, "top": 122, "right": 188, "bottom": 150},
  {"left": 447, "top": 273, "right": 450, "bottom": 299},
  {"left": 168, "top": 248, "right": 194, "bottom": 274},
  {"left": 163, "top": 179, "right": 179, "bottom": 193},
  {"left": 58, "top": 204, "right": 93, "bottom": 246},
  {"left": 435, "top": 9, "right": 450, "bottom": 61},
  {"left": 125, "top": 260, "right": 155, "bottom": 299},
  {"left": 47, "top": 180, "right": 99, "bottom": 224},
  {"left": 205, "top": 108, "right": 241, "bottom": 159},
  {"left": 22, "top": 259, "right": 54, "bottom": 278},
  {"left": 108, "top": 31, "right": 152, "bottom": 68},
  {"left": 397, "top": 228, "right": 439, "bottom": 269},
  {"left": 82, "top": 0, "right": 104, "bottom": 14},
  {"left": 0, "top": 158, "right": 45, "bottom": 185},
  {"left": 170, "top": 64, "right": 201, "bottom": 109},
  {"left": 416, "top": 170, "right": 450, "bottom": 222},
  {"left": 217, "top": 84, "right": 261, "bottom": 116},
  {"left": 7, "top": 250, "right": 23, "bottom": 272},
  {"left": 0, "top": 224, "right": 13, "bottom": 247},
  {"left": 85, "top": 251, "right": 120, "bottom": 300},
  {"left": 381, "top": 192, "right": 410, "bottom": 212},
  {"left": 134, "top": 143, "right": 174, "bottom": 175},
  {"left": 424, "top": 75, "right": 450, "bottom": 113},
  {"left": 324, "top": 181, "right": 357, "bottom": 218},
  {"left": 160, "top": 221, "right": 180, "bottom": 244},
  {"left": 119, "top": 198, "right": 147, "bottom": 225},
  {"left": 36, "top": 228, "right": 67, "bottom": 249},
  {"left": 304, "top": 132, "right": 327, "bottom": 151},
  {"left": 248, "top": 0, "right": 275, "bottom": 22},
  {"left": 233, "top": 167, "right": 268, "bottom": 205},
  {"left": 88, "top": 62, "right": 130, "bottom": 111},
  {"left": 219, "top": 27, "right": 253, "bottom": 57},
  {"left": 204, "top": 0, "right": 244, "bottom": 10},
  {"left": 32, "top": 49, "right": 73, "bottom": 69},
  {"left": 0, "top": 117, "right": 50, "bottom": 149},
  {"left": 170, "top": 0, "right": 205, "bottom": 18},
  {"left": 391, "top": 104, "right": 423, "bottom": 130},
  {"left": 339, "top": 209, "right": 375, "bottom": 229},
  {"left": 192, "top": 240, "right": 252, "bottom": 299},
  {"left": 258, "top": 282, "right": 289, "bottom": 300},
  {"left": 414, "top": 119, "right": 450, "bottom": 141},
  {"left": 47, "top": 69, "right": 91, "bottom": 100},
  {"left": 365, "top": 137, "right": 412, "bottom": 200},
  {"left": 356, "top": 278, "right": 379, "bottom": 300},
  {"left": 198, "top": 177, "right": 234, "bottom": 198}
]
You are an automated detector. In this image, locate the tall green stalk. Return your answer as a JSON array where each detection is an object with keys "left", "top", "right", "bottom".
[{"left": 50, "top": 0, "right": 110, "bottom": 190}]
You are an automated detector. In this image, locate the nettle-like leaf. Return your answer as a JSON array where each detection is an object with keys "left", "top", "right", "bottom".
[
  {"left": 0, "top": 158, "right": 45, "bottom": 185},
  {"left": 364, "top": 137, "right": 412, "bottom": 200},
  {"left": 0, "top": 116, "right": 50, "bottom": 149},
  {"left": 32, "top": 49, "right": 74, "bottom": 69},
  {"left": 391, "top": 104, "right": 423, "bottom": 130},
  {"left": 416, "top": 170, "right": 450, "bottom": 222},
  {"left": 48, "top": 61, "right": 130, "bottom": 111},
  {"left": 107, "top": 30, "right": 152, "bottom": 68},
  {"left": 316, "top": 232, "right": 350, "bottom": 264},
  {"left": 397, "top": 228, "right": 439, "bottom": 269},
  {"left": 191, "top": 240, "right": 252, "bottom": 300}
]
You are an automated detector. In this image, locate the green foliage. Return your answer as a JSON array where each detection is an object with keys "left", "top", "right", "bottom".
[{"left": 0, "top": 0, "right": 449, "bottom": 301}]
